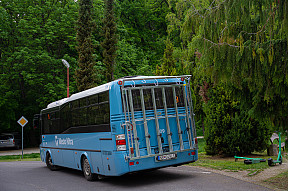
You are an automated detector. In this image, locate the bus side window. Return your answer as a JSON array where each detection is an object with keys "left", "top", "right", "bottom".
[
  {"left": 89, "top": 94, "right": 98, "bottom": 105},
  {"left": 60, "top": 104, "right": 70, "bottom": 133},
  {"left": 42, "top": 114, "right": 50, "bottom": 134},
  {"left": 99, "top": 103, "right": 109, "bottom": 124},
  {"left": 99, "top": 91, "right": 108, "bottom": 103},
  {"left": 87, "top": 105, "right": 98, "bottom": 125}
]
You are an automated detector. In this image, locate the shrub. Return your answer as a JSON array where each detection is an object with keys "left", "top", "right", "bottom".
[{"left": 204, "top": 85, "right": 270, "bottom": 155}]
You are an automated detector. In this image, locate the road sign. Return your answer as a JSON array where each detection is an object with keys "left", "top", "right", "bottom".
[
  {"left": 17, "top": 116, "right": 28, "bottom": 160},
  {"left": 17, "top": 116, "right": 28, "bottom": 127}
]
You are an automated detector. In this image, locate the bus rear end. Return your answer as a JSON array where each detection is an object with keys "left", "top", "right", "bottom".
[{"left": 116, "top": 76, "right": 198, "bottom": 174}]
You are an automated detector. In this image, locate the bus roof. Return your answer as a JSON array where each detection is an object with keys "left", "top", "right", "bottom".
[{"left": 44, "top": 75, "right": 191, "bottom": 110}]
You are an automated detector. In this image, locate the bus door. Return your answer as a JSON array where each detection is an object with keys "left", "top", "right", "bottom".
[{"left": 121, "top": 76, "right": 196, "bottom": 160}]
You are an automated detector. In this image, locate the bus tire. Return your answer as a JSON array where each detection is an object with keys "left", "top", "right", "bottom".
[
  {"left": 46, "top": 152, "right": 60, "bottom": 171},
  {"left": 82, "top": 156, "right": 95, "bottom": 181}
]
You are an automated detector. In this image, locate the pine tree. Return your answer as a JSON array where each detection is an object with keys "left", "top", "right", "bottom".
[
  {"left": 101, "top": 0, "right": 117, "bottom": 82},
  {"left": 75, "top": 0, "right": 97, "bottom": 91},
  {"left": 156, "top": 38, "right": 176, "bottom": 76}
]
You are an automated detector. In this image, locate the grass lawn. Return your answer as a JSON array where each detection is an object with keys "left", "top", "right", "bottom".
[
  {"left": 192, "top": 137, "right": 286, "bottom": 176},
  {"left": 0, "top": 153, "right": 40, "bottom": 162}
]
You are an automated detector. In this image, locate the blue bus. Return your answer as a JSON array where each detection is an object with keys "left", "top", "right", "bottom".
[{"left": 37, "top": 75, "right": 198, "bottom": 180}]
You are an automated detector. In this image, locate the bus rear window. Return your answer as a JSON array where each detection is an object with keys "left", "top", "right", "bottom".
[{"left": 126, "top": 86, "right": 185, "bottom": 112}]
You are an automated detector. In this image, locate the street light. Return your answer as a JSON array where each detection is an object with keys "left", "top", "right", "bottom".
[{"left": 62, "top": 59, "right": 70, "bottom": 98}]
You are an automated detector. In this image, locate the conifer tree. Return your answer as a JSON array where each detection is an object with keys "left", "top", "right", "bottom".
[
  {"left": 101, "top": 0, "right": 117, "bottom": 82},
  {"left": 156, "top": 38, "right": 176, "bottom": 76},
  {"left": 75, "top": 0, "right": 97, "bottom": 91}
]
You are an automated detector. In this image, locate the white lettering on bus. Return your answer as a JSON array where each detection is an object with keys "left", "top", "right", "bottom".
[{"left": 55, "top": 136, "right": 74, "bottom": 146}]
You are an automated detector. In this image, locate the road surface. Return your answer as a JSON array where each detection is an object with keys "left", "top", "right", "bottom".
[{"left": 0, "top": 161, "right": 272, "bottom": 191}]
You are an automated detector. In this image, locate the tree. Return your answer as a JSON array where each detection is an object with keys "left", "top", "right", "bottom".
[
  {"left": 204, "top": 85, "right": 270, "bottom": 155},
  {"left": 185, "top": 0, "right": 288, "bottom": 131},
  {"left": 167, "top": 0, "right": 288, "bottom": 132},
  {"left": 116, "top": 0, "right": 172, "bottom": 69},
  {"left": 156, "top": 38, "right": 177, "bottom": 75},
  {"left": 0, "top": 0, "right": 79, "bottom": 145},
  {"left": 101, "top": 0, "right": 117, "bottom": 82},
  {"left": 75, "top": 0, "right": 97, "bottom": 91}
]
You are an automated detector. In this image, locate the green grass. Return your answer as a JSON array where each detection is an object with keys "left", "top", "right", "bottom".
[
  {"left": 193, "top": 137, "right": 286, "bottom": 175},
  {"left": 264, "top": 170, "right": 288, "bottom": 190},
  {"left": 0, "top": 153, "right": 40, "bottom": 162},
  {"left": 196, "top": 128, "right": 204, "bottom": 137},
  {"left": 197, "top": 137, "right": 205, "bottom": 153},
  {"left": 190, "top": 153, "right": 273, "bottom": 173}
]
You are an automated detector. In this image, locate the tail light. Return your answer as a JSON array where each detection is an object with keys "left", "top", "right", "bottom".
[
  {"left": 116, "top": 134, "right": 126, "bottom": 151},
  {"left": 194, "top": 138, "right": 198, "bottom": 144},
  {"left": 13, "top": 139, "right": 15, "bottom": 144}
]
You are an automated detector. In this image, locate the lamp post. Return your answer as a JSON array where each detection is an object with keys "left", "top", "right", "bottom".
[{"left": 62, "top": 59, "right": 70, "bottom": 98}]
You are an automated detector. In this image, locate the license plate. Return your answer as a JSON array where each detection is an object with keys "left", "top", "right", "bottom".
[{"left": 156, "top": 153, "right": 177, "bottom": 161}]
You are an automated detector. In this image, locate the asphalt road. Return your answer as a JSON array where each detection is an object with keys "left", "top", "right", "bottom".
[{"left": 0, "top": 161, "right": 272, "bottom": 191}]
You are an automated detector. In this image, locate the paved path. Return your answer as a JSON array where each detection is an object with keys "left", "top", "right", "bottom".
[
  {"left": 0, "top": 161, "right": 272, "bottom": 191},
  {"left": 0, "top": 147, "right": 39, "bottom": 156}
]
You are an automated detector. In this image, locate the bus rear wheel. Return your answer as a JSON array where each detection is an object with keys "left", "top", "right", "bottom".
[
  {"left": 46, "top": 152, "right": 60, "bottom": 171},
  {"left": 82, "top": 156, "right": 96, "bottom": 181}
]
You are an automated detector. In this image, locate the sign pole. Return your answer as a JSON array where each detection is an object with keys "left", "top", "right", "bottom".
[
  {"left": 22, "top": 126, "right": 23, "bottom": 159},
  {"left": 17, "top": 116, "right": 28, "bottom": 160}
]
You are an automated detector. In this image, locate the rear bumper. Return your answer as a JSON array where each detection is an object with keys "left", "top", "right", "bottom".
[
  {"left": 0, "top": 144, "right": 16, "bottom": 148},
  {"left": 111, "top": 149, "right": 198, "bottom": 176},
  {"left": 128, "top": 149, "right": 198, "bottom": 173}
]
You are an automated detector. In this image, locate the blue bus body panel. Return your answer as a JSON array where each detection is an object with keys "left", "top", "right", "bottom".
[{"left": 40, "top": 76, "right": 198, "bottom": 177}]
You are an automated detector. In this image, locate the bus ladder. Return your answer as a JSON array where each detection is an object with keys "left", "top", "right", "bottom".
[{"left": 121, "top": 76, "right": 197, "bottom": 160}]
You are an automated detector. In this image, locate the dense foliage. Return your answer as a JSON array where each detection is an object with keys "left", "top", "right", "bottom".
[
  {"left": 166, "top": 0, "right": 288, "bottom": 154},
  {"left": 75, "top": 0, "right": 98, "bottom": 91},
  {"left": 204, "top": 85, "right": 271, "bottom": 155},
  {"left": 101, "top": 0, "right": 117, "bottom": 82},
  {"left": 0, "top": 0, "right": 287, "bottom": 153},
  {"left": 156, "top": 38, "right": 177, "bottom": 76},
  {"left": 0, "top": 0, "right": 168, "bottom": 146}
]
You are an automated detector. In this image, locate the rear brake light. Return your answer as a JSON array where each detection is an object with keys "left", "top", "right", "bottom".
[
  {"left": 13, "top": 140, "right": 15, "bottom": 144},
  {"left": 194, "top": 138, "right": 198, "bottom": 144},
  {"left": 116, "top": 140, "right": 126, "bottom": 145},
  {"left": 116, "top": 134, "right": 126, "bottom": 151}
]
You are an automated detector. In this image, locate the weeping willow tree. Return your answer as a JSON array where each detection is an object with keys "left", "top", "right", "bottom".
[{"left": 168, "top": 0, "right": 288, "bottom": 132}]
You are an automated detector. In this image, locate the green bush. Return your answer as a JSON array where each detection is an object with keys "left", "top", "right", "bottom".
[{"left": 204, "top": 85, "right": 270, "bottom": 155}]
